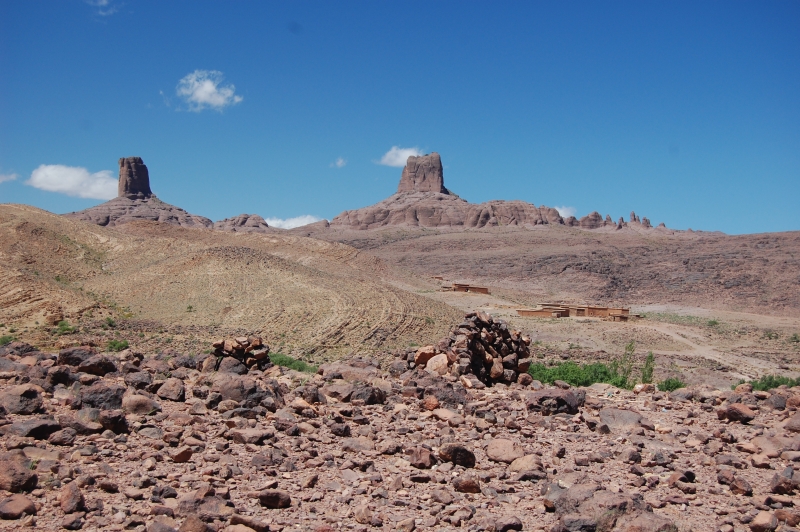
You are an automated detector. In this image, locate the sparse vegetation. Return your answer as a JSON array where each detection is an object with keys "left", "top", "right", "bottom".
[
  {"left": 707, "top": 319, "right": 719, "bottom": 327},
  {"left": 107, "top": 339, "right": 129, "bottom": 352},
  {"left": 733, "top": 375, "right": 800, "bottom": 391},
  {"left": 641, "top": 352, "right": 655, "bottom": 384},
  {"left": 105, "top": 317, "right": 116, "bottom": 327},
  {"left": 186, "top": 305, "right": 194, "bottom": 312},
  {"left": 657, "top": 377, "right": 686, "bottom": 392},
  {"left": 0, "top": 335, "right": 14, "bottom": 346},
  {"left": 528, "top": 361, "right": 629, "bottom": 388},
  {"left": 529, "top": 341, "right": 639, "bottom": 389},
  {"left": 56, "top": 320, "right": 76, "bottom": 335},
  {"left": 789, "top": 333, "right": 800, "bottom": 344},
  {"left": 269, "top": 353, "right": 318, "bottom": 373},
  {"left": 763, "top": 330, "right": 780, "bottom": 340}
]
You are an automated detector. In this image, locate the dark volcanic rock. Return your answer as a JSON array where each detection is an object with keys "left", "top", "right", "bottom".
[
  {"left": 1, "top": 418, "right": 61, "bottom": 439},
  {"left": 57, "top": 347, "right": 95, "bottom": 367},
  {"left": 78, "top": 382, "right": 125, "bottom": 410}
]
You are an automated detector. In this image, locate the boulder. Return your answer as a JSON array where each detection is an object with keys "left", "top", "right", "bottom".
[
  {"left": 425, "top": 354, "right": 449, "bottom": 376},
  {"left": 57, "top": 347, "right": 95, "bottom": 367},
  {"left": 1, "top": 418, "right": 61, "bottom": 439},
  {"left": 0, "top": 494, "right": 36, "bottom": 519},
  {"left": 0, "top": 453, "right": 37, "bottom": 493},
  {"left": 157, "top": 378, "right": 186, "bottom": 402},
  {"left": 0, "top": 384, "right": 43, "bottom": 415},
  {"left": 122, "top": 393, "right": 162, "bottom": 415},
  {"left": 78, "top": 382, "right": 125, "bottom": 410},
  {"left": 77, "top": 355, "right": 117, "bottom": 376},
  {"left": 525, "top": 388, "right": 583, "bottom": 415},
  {"left": 438, "top": 443, "right": 476, "bottom": 468},
  {"left": 255, "top": 490, "right": 291, "bottom": 509},
  {"left": 486, "top": 438, "right": 524, "bottom": 463},
  {"left": 60, "top": 482, "right": 85, "bottom": 513}
]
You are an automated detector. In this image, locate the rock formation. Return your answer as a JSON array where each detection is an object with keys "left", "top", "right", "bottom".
[
  {"left": 65, "top": 157, "right": 213, "bottom": 229},
  {"left": 331, "top": 153, "right": 659, "bottom": 231},
  {"left": 213, "top": 214, "right": 271, "bottom": 233},
  {"left": 117, "top": 157, "right": 152, "bottom": 199},
  {"left": 397, "top": 152, "right": 450, "bottom": 194}
]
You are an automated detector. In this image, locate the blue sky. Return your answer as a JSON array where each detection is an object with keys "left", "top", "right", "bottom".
[{"left": 1, "top": 1, "right": 798, "bottom": 233}]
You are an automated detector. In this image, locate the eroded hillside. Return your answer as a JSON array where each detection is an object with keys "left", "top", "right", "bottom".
[{"left": 0, "top": 205, "right": 461, "bottom": 362}]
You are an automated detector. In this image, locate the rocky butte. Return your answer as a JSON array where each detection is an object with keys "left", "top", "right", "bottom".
[
  {"left": 65, "top": 157, "right": 213, "bottom": 228},
  {"left": 65, "top": 157, "right": 273, "bottom": 232},
  {"left": 330, "top": 152, "right": 664, "bottom": 231}
]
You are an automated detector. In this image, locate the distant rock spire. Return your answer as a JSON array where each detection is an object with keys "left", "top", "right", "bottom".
[
  {"left": 118, "top": 157, "right": 153, "bottom": 199},
  {"left": 397, "top": 152, "right": 449, "bottom": 194}
]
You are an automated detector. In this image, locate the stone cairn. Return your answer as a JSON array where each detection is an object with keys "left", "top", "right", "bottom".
[
  {"left": 398, "top": 312, "right": 533, "bottom": 388},
  {"left": 210, "top": 336, "right": 270, "bottom": 371}
]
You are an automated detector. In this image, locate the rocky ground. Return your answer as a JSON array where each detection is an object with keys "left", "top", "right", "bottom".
[{"left": 3, "top": 318, "right": 800, "bottom": 532}]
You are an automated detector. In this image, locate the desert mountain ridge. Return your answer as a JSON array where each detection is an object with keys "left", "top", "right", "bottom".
[
  {"left": 330, "top": 152, "right": 669, "bottom": 232},
  {"left": 63, "top": 154, "right": 676, "bottom": 235}
]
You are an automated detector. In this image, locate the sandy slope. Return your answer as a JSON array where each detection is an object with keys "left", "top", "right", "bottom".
[{"left": 0, "top": 204, "right": 461, "bottom": 362}]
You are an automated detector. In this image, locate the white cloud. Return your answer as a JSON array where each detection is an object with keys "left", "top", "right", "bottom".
[
  {"left": 330, "top": 157, "right": 347, "bottom": 168},
  {"left": 86, "top": 0, "right": 120, "bottom": 16},
  {"left": 176, "top": 70, "right": 243, "bottom": 112},
  {"left": 0, "top": 173, "right": 18, "bottom": 184},
  {"left": 25, "top": 165, "right": 116, "bottom": 200},
  {"left": 264, "top": 215, "right": 322, "bottom": 229},
  {"left": 378, "top": 146, "right": 423, "bottom": 167},
  {"left": 554, "top": 206, "right": 576, "bottom": 218}
]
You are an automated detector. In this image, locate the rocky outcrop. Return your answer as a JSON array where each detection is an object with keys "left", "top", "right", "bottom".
[
  {"left": 64, "top": 157, "right": 212, "bottom": 229},
  {"left": 397, "top": 152, "right": 449, "bottom": 194},
  {"left": 117, "top": 157, "right": 152, "bottom": 199},
  {"left": 331, "top": 153, "right": 661, "bottom": 231},
  {"left": 65, "top": 196, "right": 213, "bottom": 228},
  {"left": 213, "top": 214, "right": 271, "bottom": 233}
]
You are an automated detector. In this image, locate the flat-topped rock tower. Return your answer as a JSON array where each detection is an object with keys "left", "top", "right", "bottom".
[
  {"left": 397, "top": 152, "right": 450, "bottom": 194},
  {"left": 118, "top": 157, "right": 152, "bottom": 199}
]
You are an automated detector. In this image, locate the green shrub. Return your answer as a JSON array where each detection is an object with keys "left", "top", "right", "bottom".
[
  {"left": 641, "top": 352, "right": 655, "bottom": 384},
  {"left": 56, "top": 321, "right": 76, "bottom": 335},
  {"left": 105, "top": 317, "right": 116, "bottom": 327},
  {"left": 657, "top": 378, "right": 686, "bottom": 392},
  {"left": 763, "top": 330, "right": 779, "bottom": 340},
  {"left": 269, "top": 353, "right": 318, "bottom": 373},
  {"left": 707, "top": 319, "right": 719, "bottom": 327},
  {"left": 733, "top": 375, "right": 800, "bottom": 392},
  {"left": 528, "top": 340, "right": 640, "bottom": 389},
  {"left": 0, "top": 335, "right": 14, "bottom": 346},
  {"left": 789, "top": 333, "right": 800, "bottom": 344},
  {"left": 107, "top": 339, "right": 129, "bottom": 352}
]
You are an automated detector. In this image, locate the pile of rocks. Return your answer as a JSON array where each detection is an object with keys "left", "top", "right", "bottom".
[
  {"left": 394, "top": 312, "right": 533, "bottom": 388},
  {"left": 210, "top": 337, "right": 270, "bottom": 372}
]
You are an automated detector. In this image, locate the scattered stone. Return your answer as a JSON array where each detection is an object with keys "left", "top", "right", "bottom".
[
  {"left": 438, "top": 443, "right": 476, "bottom": 468},
  {"left": 255, "top": 489, "right": 291, "bottom": 508},
  {"left": 0, "top": 494, "right": 36, "bottom": 519}
]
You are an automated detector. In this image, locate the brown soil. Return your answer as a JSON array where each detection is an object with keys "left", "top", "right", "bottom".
[{"left": 0, "top": 205, "right": 461, "bottom": 364}]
